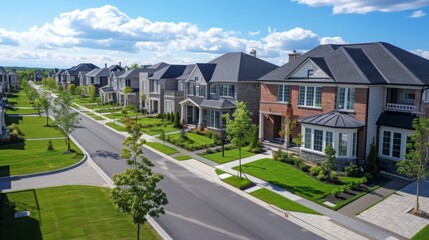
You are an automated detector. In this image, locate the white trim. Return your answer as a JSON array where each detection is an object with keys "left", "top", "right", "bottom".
[{"left": 378, "top": 126, "right": 413, "bottom": 161}]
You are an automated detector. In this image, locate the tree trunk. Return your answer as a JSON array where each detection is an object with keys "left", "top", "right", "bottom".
[
  {"left": 414, "top": 179, "right": 421, "bottom": 215},
  {"left": 46, "top": 115, "right": 49, "bottom": 126},
  {"left": 239, "top": 144, "right": 242, "bottom": 179},
  {"left": 67, "top": 135, "right": 71, "bottom": 153},
  {"left": 137, "top": 223, "right": 140, "bottom": 240}
]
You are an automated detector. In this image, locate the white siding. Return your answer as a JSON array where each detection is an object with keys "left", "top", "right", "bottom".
[
  {"left": 290, "top": 60, "right": 330, "bottom": 79},
  {"left": 366, "top": 86, "right": 384, "bottom": 155}
]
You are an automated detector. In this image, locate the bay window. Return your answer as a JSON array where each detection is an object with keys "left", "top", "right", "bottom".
[
  {"left": 299, "top": 86, "right": 322, "bottom": 108},
  {"left": 337, "top": 88, "right": 355, "bottom": 111},
  {"left": 277, "top": 85, "right": 290, "bottom": 102},
  {"left": 220, "top": 84, "right": 235, "bottom": 97},
  {"left": 209, "top": 110, "right": 220, "bottom": 129}
]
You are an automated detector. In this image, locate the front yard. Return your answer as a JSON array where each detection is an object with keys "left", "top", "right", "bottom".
[
  {"left": 163, "top": 132, "right": 218, "bottom": 151},
  {"left": 199, "top": 145, "right": 255, "bottom": 164},
  {"left": 5, "top": 116, "right": 63, "bottom": 138},
  {"left": 0, "top": 185, "right": 161, "bottom": 240}
]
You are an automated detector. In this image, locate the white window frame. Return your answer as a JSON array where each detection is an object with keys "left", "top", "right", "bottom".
[
  {"left": 277, "top": 84, "right": 290, "bottom": 103},
  {"left": 209, "top": 110, "right": 220, "bottom": 129},
  {"left": 299, "top": 86, "right": 322, "bottom": 108},
  {"left": 379, "top": 126, "right": 412, "bottom": 160},
  {"left": 424, "top": 89, "right": 429, "bottom": 103},
  {"left": 301, "top": 124, "right": 358, "bottom": 158},
  {"left": 337, "top": 88, "right": 355, "bottom": 111}
]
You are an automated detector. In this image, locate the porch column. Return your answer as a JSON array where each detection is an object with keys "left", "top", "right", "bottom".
[
  {"left": 180, "top": 104, "right": 185, "bottom": 122},
  {"left": 259, "top": 112, "right": 264, "bottom": 140},
  {"left": 198, "top": 107, "right": 203, "bottom": 129}
]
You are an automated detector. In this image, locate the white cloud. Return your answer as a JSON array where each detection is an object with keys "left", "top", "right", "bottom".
[
  {"left": 320, "top": 37, "right": 347, "bottom": 45},
  {"left": 293, "top": 0, "right": 429, "bottom": 14},
  {"left": 413, "top": 49, "right": 429, "bottom": 59},
  {"left": 410, "top": 10, "right": 426, "bottom": 18},
  {"left": 248, "top": 31, "right": 261, "bottom": 36}
]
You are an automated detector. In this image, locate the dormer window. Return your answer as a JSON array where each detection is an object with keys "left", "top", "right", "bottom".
[
  {"left": 307, "top": 69, "right": 314, "bottom": 78},
  {"left": 194, "top": 77, "right": 198, "bottom": 81}
]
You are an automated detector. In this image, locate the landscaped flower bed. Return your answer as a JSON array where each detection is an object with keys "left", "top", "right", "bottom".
[{"left": 163, "top": 131, "right": 220, "bottom": 151}]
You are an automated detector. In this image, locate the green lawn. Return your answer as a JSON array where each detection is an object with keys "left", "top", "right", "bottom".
[
  {"left": 412, "top": 224, "right": 429, "bottom": 240},
  {"left": 104, "top": 111, "right": 144, "bottom": 119},
  {"left": 0, "top": 185, "right": 161, "bottom": 240},
  {"left": 5, "top": 116, "right": 63, "bottom": 138},
  {"left": 237, "top": 158, "right": 344, "bottom": 201},
  {"left": 165, "top": 132, "right": 215, "bottom": 150},
  {"left": 7, "top": 92, "right": 34, "bottom": 107},
  {"left": 199, "top": 146, "right": 255, "bottom": 164},
  {"left": 0, "top": 139, "right": 83, "bottom": 177},
  {"left": 174, "top": 155, "right": 192, "bottom": 161},
  {"left": 137, "top": 117, "right": 164, "bottom": 126},
  {"left": 106, "top": 122, "right": 126, "bottom": 132},
  {"left": 142, "top": 124, "right": 179, "bottom": 136},
  {"left": 85, "top": 112, "right": 104, "bottom": 121},
  {"left": 145, "top": 142, "right": 179, "bottom": 155},
  {"left": 7, "top": 107, "right": 40, "bottom": 115},
  {"left": 222, "top": 175, "right": 254, "bottom": 190},
  {"left": 250, "top": 188, "right": 320, "bottom": 215}
]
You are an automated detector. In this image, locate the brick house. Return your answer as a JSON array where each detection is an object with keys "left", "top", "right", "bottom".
[
  {"left": 179, "top": 51, "right": 277, "bottom": 131},
  {"left": 84, "top": 63, "right": 122, "bottom": 95},
  {"left": 259, "top": 42, "right": 429, "bottom": 172}
]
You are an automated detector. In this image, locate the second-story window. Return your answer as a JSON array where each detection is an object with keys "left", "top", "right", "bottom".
[
  {"left": 299, "top": 86, "right": 322, "bottom": 108},
  {"left": 337, "top": 88, "right": 355, "bottom": 111},
  {"left": 188, "top": 82, "right": 195, "bottom": 96},
  {"left": 178, "top": 81, "right": 184, "bottom": 91},
  {"left": 150, "top": 80, "right": 159, "bottom": 93},
  {"left": 210, "top": 85, "right": 217, "bottom": 94},
  {"left": 220, "top": 84, "right": 235, "bottom": 97},
  {"left": 198, "top": 85, "right": 206, "bottom": 97},
  {"left": 277, "top": 84, "right": 289, "bottom": 102}
]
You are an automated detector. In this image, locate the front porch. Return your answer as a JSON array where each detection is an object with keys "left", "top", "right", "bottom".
[{"left": 99, "top": 87, "right": 116, "bottom": 104}]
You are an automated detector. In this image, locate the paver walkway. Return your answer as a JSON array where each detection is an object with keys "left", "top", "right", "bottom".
[
  {"left": 358, "top": 180, "right": 429, "bottom": 239},
  {"left": 338, "top": 176, "right": 411, "bottom": 216}
]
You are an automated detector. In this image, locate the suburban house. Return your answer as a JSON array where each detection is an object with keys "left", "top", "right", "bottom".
[
  {"left": 33, "top": 70, "right": 43, "bottom": 82},
  {"left": 0, "top": 67, "right": 8, "bottom": 94},
  {"left": 7, "top": 70, "right": 19, "bottom": 90},
  {"left": 100, "top": 63, "right": 167, "bottom": 106},
  {"left": 61, "top": 63, "right": 99, "bottom": 89},
  {"left": 0, "top": 99, "right": 6, "bottom": 139},
  {"left": 258, "top": 42, "right": 429, "bottom": 172},
  {"left": 54, "top": 69, "right": 66, "bottom": 84},
  {"left": 140, "top": 64, "right": 193, "bottom": 114},
  {"left": 179, "top": 51, "right": 278, "bottom": 130},
  {"left": 84, "top": 64, "right": 122, "bottom": 94}
]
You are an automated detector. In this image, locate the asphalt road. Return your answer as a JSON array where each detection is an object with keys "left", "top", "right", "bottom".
[{"left": 35, "top": 84, "right": 323, "bottom": 240}]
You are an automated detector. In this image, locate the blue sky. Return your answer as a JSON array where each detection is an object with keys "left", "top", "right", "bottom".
[{"left": 0, "top": 0, "right": 428, "bottom": 68}]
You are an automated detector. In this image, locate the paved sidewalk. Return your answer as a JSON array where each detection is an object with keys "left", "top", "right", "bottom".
[
  {"left": 338, "top": 176, "right": 411, "bottom": 216},
  {"left": 358, "top": 180, "right": 429, "bottom": 239}
]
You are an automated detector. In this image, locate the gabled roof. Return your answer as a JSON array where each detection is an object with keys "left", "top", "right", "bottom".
[
  {"left": 7, "top": 70, "right": 17, "bottom": 76},
  {"left": 177, "top": 64, "right": 195, "bottom": 80},
  {"left": 150, "top": 65, "right": 188, "bottom": 80},
  {"left": 0, "top": 67, "right": 7, "bottom": 75},
  {"left": 259, "top": 42, "right": 429, "bottom": 86},
  {"left": 66, "top": 63, "right": 99, "bottom": 75},
  {"left": 195, "top": 63, "right": 216, "bottom": 82},
  {"left": 300, "top": 111, "right": 365, "bottom": 128},
  {"left": 206, "top": 52, "right": 278, "bottom": 82},
  {"left": 118, "top": 63, "right": 170, "bottom": 79},
  {"left": 55, "top": 69, "right": 66, "bottom": 76},
  {"left": 110, "top": 71, "right": 124, "bottom": 77}
]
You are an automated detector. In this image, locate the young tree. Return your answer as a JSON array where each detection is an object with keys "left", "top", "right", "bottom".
[
  {"left": 88, "top": 84, "right": 96, "bottom": 102},
  {"left": 223, "top": 102, "right": 254, "bottom": 178},
  {"left": 39, "top": 94, "right": 51, "bottom": 126},
  {"left": 292, "top": 133, "right": 303, "bottom": 158},
  {"left": 112, "top": 119, "right": 168, "bottom": 240},
  {"left": 322, "top": 144, "right": 336, "bottom": 180},
  {"left": 129, "top": 63, "right": 140, "bottom": 70},
  {"left": 173, "top": 111, "right": 180, "bottom": 128},
  {"left": 67, "top": 83, "right": 76, "bottom": 96},
  {"left": 34, "top": 98, "right": 42, "bottom": 116},
  {"left": 366, "top": 140, "right": 378, "bottom": 175},
  {"left": 140, "top": 93, "right": 147, "bottom": 111},
  {"left": 159, "top": 129, "right": 166, "bottom": 146},
  {"left": 53, "top": 92, "right": 79, "bottom": 153},
  {"left": 397, "top": 116, "right": 429, "bottom": 215},
  {"left": 47, "top": 77, "right": 56, "bottom": 90},
  {"left": 57, "top": 83, "right": 64, "bottom": 92}
]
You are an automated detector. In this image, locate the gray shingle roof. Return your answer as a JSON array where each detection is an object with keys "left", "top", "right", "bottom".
[
  {"left": 65, "top": 63, "right": 99, "bottom": 75},
  {"left": 177, "top": 64, "right": 195, "bottom": 80},
  {"left": 204, "top": 52, "right": 278, "bottom": 83},
  {"left": 259, "top": 42, "right": 429, "bottom": 86},
  {"left": 149, "top": 65, "right": 188, "bottom": 80},
  {"left": 376, "top": 111, "right": 417, "bottom": 130},
  {"left": 200, "top": 99, "right": 236, "bottom": 109},
  {"left": 300, "top": 111, "right": 365, "bottom": 128}
]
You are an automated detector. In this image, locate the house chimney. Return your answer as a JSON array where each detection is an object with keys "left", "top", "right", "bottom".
[
  {"left": 119, "top": 61, "right": 122, "bottom": 67},
  {"left": 105, "top": 63, "right": 107, "bottom": 68},
  {"left": 250, "top": 49, "right": 257, "bottom": 57},
  {"left": 288, "top": 50, "right": 301, "bottom": 62}
]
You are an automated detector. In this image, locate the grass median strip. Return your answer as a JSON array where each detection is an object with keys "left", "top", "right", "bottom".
[
  {"left": 174, "top": 155, "right": 192, "bottom": 161},
  {"left": 199, "top": 146, "right": 255, "bottom": 164},
  {"left": 106, "top": 122, "right": 126, "bottom": 132},
  {"left": 250, "top": 188, "right": 320, "bottom": 215},
  {"left": 0, "top": 185, "right": 161, "bottom": 240},
  {"left": 0, "top": 139, "right": 83, "bottom": 177},
  {"left": 145, "top": 142, "right": 179, "bottom": 155}
]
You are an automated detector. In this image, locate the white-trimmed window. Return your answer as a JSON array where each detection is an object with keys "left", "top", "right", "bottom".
[
  {"left": 277, "top": 85, "right": 290, "bottom": 102},
  {"left": 220, "top": 84, "right": 235, "bottom": 97},
  {"left": 187, "top": 81, "right": 195, "bottom": 96},
  {"left": 165, "top": 100, "right": 174, "bottom": 113},
  {"left": 150, "top": 80, "right": 159, "bottom": 93},
  {"left": 337, "top": 88, "right": 355, "bottom": 111},
  {"left": 424, "top": 89, "right": 429, "bottom": 103},
  {"left": 178, "top": 81, "right": 184, "bottom": 91},
  {"left": 197, "top": 85, "right": 206, "bottom": 97},
  {"left": 209, "top": 110, "right": 220, "bottom": 129},
  {"left": 379, "top": 126, "right": 412, "bottom": 160},
  {"left": 299, "top": 86, "right": 322, "bottom": 108},
  {"left": 302, "top": 125, "right": 357, "bottom": 158}
]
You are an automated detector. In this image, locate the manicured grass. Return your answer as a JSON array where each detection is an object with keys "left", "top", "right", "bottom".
[
  {"left": 222, "top": 175, "right": 254, "bottom": 189},
  {"left": 250, "top": 188, "right": 320, "bottom": 214},
  {"left": 145, "top": 142, "right": 179, "bottom": 155},
  {"left": 106, "top": 122, "right": 126, "bottom": 132},
  {"left": 142, "top": 124, "right": 179, "bottom": 136},
  {"left": 215, "top": 168, "right": 226, "bottom": 175},
  {"left": 174, "top": 155, "right": 192, "bottom": 161},
  {"left": 0, "top": 139, "right": 83, "bottom": 177},
  {"left": 237, "top": 158, "right": 341, "bottom": 201},
  {"left": 199, "top": 146, "right": 255, "bottom": 164},
  {"left": 412, "top": 223, "right": 429, "bottom": 240},
  {"left": 85, "top": 112, "right": 104, "bottom": 121},
  {"left": 7, "top": 107, "right": 40, "bottom": 115},
  {"left": 5, "top": 116, "right": 63, "bottom": 138},
  {"left": 7, "top": 91, "right": 33, "bottom": 107},
  {"left": 0, "top": 185, "right": 161, "bottom": 240},
  {"left": 137, "top": 117, "right": 164, "bottom": 126},
  {"left": 104, "top": 111, "right": 144, "bottom": 119},
  {"left": 165, "top": 132, "right": 215, "bottom": 150}
]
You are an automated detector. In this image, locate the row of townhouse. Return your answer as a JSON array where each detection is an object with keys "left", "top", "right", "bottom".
[
  {"left": 57, "top": 41, "right": 429, "bottom": 173},
  {"left": 0, "top": 66, "right": 19, "bottom": 139}
]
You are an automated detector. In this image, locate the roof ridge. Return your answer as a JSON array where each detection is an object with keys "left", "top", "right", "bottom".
[
  {"left": 378, "top": 42, "right": 420, "bottom": 83},
  {"left": 340, "top": 47, "right": 369, "bottom": 83},
  {"left": 359, "top": 44, "right": 390, "bottom": 84}
]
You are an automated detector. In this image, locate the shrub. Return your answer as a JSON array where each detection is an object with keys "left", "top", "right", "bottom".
[
  {"left": 342, "top": 185, "right": 350, "bottom": 193},
  {"left": 317, "top": 171, "right": 326, "bottom": 181},
  {"left": 299, "top": 162, "right": 308, "bottom": 171},
  {"left": 360, "top": 177, "right": 368, "bottom": 184},
  {"left": 225, "top": 145, "right": 233, "bottom": 150},
  {"left": 345, "top": 162, "right": 361, "bottom": 177},
  {"left": 205, "top": 148, "right": 214, "bottom": 154},
  {"left": 215, "top": 147, "right": 222, "bottom": 152},
  {"left": 292, "top": 156, "right": 303, "bottom": 167},
  {"left": 331, "top": 188, "right": 339, "bottom": 198},
  {"left": 310, "top": 165, "right": 321, "bottom": 176},
  {"left": 364, "top": 172, "right": 373, "bottom": 180},
  {"left": 366, "top": 141, "right": 378, "bottom": 175},
  {"left": 7, "top": 123, "right": 23, "bottom": 136},
  {"left": 330, "top": 171, "right": 337, "bottom": 180},
  {"left": 122, "top": 109, "right": 128, "bottom": 115},
  {"left": 173, "top": 111, "right": 180, "bottom": 128},
  {"left": 47, "top": 139, "right": 54, "bottom": 150}
]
